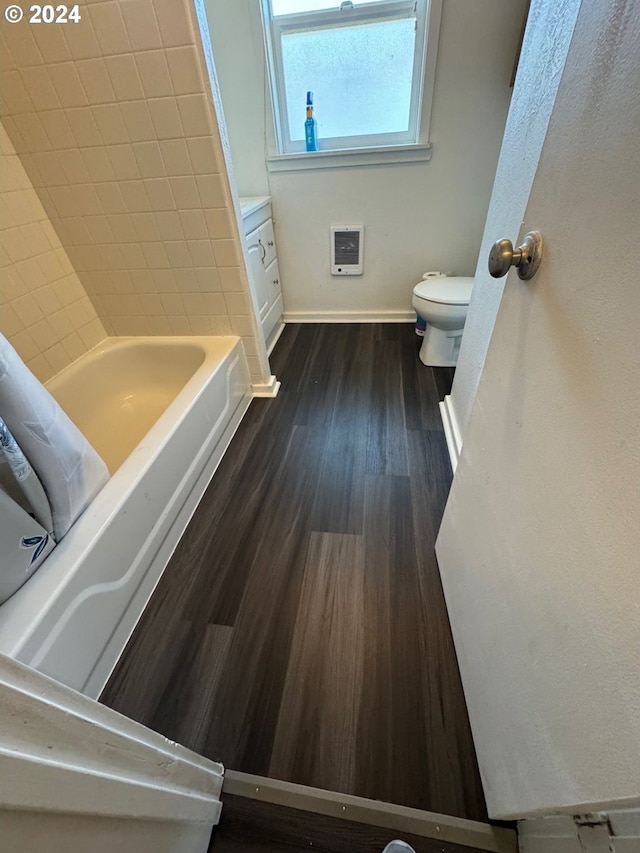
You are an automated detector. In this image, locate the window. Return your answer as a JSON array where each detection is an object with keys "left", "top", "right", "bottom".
[{"left": 261, "top": 0, "right": 441, "bottom": 164}]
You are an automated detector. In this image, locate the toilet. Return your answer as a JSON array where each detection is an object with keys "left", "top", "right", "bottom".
[{"left": 412, "top": 273, "right": 474, "bottom": 366}]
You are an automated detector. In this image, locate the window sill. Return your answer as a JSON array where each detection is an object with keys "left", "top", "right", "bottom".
[{"left": 266, "top": 142, "right": 432, "bottom": 172}]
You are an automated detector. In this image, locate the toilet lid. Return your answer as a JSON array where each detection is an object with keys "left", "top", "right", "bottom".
[{"left": 413, "top": 276, "right": 474, "bottom": 305}]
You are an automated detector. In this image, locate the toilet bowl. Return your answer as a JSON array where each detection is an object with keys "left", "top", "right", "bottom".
[{"left": 412, "top": 275, "right": 474, "bottom": 366}]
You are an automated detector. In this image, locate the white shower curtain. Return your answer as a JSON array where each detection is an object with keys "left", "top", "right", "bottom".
[
  {"left": 0, "top": 334, "right": 109, "bottom": 603},
  {"left": 0, "top": 417, "right": 56, "bottom": 603},
  {"left": 0, "top": 416, "right": 54, "bottom": 533},
  {"left": 0, "top": 334, "right": 109, "bottom": 541}
]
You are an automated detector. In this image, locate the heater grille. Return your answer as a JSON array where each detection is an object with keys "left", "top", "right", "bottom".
[
  {"left": 334, "top": 232, "right": 360, "bottom": 265},
  {"left": 331, "top": 225, "right": 364, "bottom": 275}
]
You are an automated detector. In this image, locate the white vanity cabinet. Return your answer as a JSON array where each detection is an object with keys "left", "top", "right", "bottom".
[{"left": 240, "top": 197, "right": 283, "bottom": 353}]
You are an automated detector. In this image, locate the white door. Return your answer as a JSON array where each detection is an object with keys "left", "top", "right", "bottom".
[{"left": 436, "top": 0, "right": 640, "bottom": 822}]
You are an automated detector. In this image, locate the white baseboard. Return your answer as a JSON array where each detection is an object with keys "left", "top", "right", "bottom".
[
  {"left": 439, "top": 394, "right": 463, "bottom": 473},
  {"left": 518, "top": 810, "right": 640, "bottom": 853},
  {"left": 252, "top": 374, "right": 281, "bottom": 397},
  {"left": 223, "top": 771, "right": 516, "bottom": 853},
  {"left": 282, "top": 310, "right": 415, "bottom": 323}
]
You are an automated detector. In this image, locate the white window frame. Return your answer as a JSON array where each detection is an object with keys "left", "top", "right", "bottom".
[{"left": 260, "top": 0, "right": 442, "bottom": 170}]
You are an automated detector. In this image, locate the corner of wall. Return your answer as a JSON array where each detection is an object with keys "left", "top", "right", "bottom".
[
  {"left": 1, "top": 0, "right": 270, "bottom": 385},
  {"left": 0, "top": 121, "right": 106, "bottom": 383}
]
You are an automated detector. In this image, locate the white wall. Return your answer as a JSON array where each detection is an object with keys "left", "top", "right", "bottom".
[
  {"left": 205, "top": 0, "right": 528, "bottom": 318},
  {"left": 204, "top": 0, "right": 270, "bottom": 198},
  {"left": 436, "top": 0, "right": 640, "bottom": 820},
  {"left": 444, "top": 0, "right": 581, "bottom": 444}
]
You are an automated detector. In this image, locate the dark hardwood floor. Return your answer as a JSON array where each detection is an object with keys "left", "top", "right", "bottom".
[{"left": 100, "top": 323, "right": 487, "bottom": 821}]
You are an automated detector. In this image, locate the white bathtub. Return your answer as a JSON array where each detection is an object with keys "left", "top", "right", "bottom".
[{"left": 0, "top": 336, "right": 251, "bottom": 698}]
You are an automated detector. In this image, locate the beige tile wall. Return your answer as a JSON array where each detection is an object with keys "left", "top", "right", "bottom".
[
  {"left": 0, "top": 0, "right": 266, "bottom": 381},
  {"left": 0, "top": 121, "right": 106, "bottom": 382}
]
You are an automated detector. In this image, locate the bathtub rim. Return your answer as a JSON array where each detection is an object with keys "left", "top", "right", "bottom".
[
  {"left": 45, "top": 334, "right": 217, "bottom": 393},
  {"left": 0, "top": 335, "right": 249, "bottom": 667}
]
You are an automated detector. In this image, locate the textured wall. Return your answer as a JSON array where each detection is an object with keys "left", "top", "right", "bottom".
[
  {"left": 0, "top": 121, "right": 106, "bottom": 382},
  {"left": 0, "top": 0, "right": 266, "bottom": 381}
]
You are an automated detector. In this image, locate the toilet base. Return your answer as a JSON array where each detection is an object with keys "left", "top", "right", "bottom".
[{"left": 419, "top": 325, "right": 464, "bottom": 367}]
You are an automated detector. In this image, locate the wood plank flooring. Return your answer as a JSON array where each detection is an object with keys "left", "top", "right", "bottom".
[{"left": 100, "top": 323, "right": 487, "bottom": 822}]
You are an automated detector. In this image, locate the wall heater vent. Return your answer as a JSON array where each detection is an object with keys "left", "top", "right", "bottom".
[{"left": 331, "top": 225, "right": 364, "bottom": 275}]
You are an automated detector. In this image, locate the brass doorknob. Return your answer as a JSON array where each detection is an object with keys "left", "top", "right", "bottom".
[{"left": 488, "top": 231, "right": 543, "bottom": 280}]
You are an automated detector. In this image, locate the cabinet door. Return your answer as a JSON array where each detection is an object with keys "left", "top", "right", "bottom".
[
  {"left": 262, "top": 257, "right": 283, "bottom": 347},
  {"left": 245, "top": 225, "right": 270, "bottom": 321},
  {"left": 264, "top": 256, "right": 281, "bottom": 300}
]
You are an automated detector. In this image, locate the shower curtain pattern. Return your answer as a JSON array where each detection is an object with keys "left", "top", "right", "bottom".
[
  {"left": 0, "top": 334, "right": 109, "bottom": 605},
  {"left": 0, "top": 419, "right": 56, "bottom": 603},
  {"left": 0, "top": 416, "right": 55, "bottom": 534}
]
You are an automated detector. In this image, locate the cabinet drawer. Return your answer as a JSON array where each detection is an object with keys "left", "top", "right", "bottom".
[
  {"left": 263, "top": 292, "right": 283, "bottom": 352},
  {"left": 264, "top": 256, "right": 281, "bottom": 297}
]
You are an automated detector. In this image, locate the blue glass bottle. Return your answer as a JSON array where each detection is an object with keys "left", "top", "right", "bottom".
[{"left": 305, "top": 91, "right": 319, "bottom": 152}]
